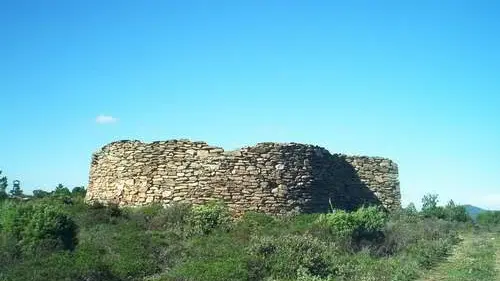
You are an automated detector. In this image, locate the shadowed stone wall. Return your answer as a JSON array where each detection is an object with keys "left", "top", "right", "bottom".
[{"left": 86, "top": 140, "right": 400, "bottom": 215}]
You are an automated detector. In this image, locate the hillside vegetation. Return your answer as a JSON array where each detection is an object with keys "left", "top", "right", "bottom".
[
  {"left": 417, "top": 232, "right": 499, "bottom": 281},
  {"left": 1, "top": 174, "right": 499, "bottom": 280}
]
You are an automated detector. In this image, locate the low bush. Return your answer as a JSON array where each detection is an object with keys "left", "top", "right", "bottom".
[
  {"left": 187, "top": 201, "right": 232, "bottom": 235},
  {"left": 377, "top": 213, "right": 459, "bottom": 257},
  {"left": 477, "top": 211, "right": 500, "bottom": 230},
  {"left": 0, "top": 202, "right": 78, "bottom": 255},
  {"left": 315, "top": 206, "right": 387, "bottom": 250},
  {"left": 0, "top": 232, "right": 19, "bottom": 275},
  {"left": 74, "top": 202, "right": 126, "bottom": 227},
  {"left": 164, "top": 232, "right": 249, "bottom": 281},
  {"left": 247, "top": 234, "right": 337, "bottom": 280},
  {"left": 130, "top": 202, "right": 192, "bottom": 231},
  {"left": 0, "top": 194, "right": 470, "bottom": 281},
  {"left": 80, "top": 223, "right": 161, "bottom": 279},
  {"left": 0, "top": 201, "right": 33, "bottom": 240},
  {"left": 231, "top": 211, "right": 283, "bottom": 242},
  {"left": 1, "top": 250, "right": 121, "bottom": 281},
  {"left": 21, "top": 204, "right": 78, "bottom": 253}
]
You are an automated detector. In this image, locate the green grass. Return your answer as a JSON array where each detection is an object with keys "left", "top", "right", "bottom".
[{"left": 418, "top": 232, "right": 499, "bottom": 281}]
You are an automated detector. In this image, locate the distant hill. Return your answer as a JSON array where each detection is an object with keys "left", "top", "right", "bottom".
[{"left": 464, "top": 205, "right": 486, "bottom": 220}]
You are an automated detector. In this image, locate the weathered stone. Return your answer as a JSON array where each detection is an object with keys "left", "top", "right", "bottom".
[{"left": 86, "top": 139, "right": 401, "bottom": 215}]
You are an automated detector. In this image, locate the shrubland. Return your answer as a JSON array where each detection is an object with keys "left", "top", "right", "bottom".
[
  {"left": 0, "top": 181, "right": 491, "bottom": 281},
  {"left": 476, "top": 210, "right": 500, "bottom": 231}
]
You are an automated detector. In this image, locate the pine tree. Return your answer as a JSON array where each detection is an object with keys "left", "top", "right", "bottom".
[
  {"left": 10, "top": 180, "right": 23, "bottom": 197},
  {"left": 0, "top": 170, "right": 7, "bottom": 199},
  {"left": 54, "top": 183, "right": 71, "bottom": 196}
]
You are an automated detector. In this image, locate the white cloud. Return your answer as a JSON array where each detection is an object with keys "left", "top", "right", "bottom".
[{"left": 95, "top": 115, "right": 118, "bottom": 124}]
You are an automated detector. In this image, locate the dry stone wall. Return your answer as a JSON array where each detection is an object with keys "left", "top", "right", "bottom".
[{"left": 86, "top": 139, "right": 400, "bottom": 215}]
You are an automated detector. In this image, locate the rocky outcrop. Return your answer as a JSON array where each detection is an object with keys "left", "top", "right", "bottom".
[{"left": 86, "top": 140, "right": 400, "bottom": 215}]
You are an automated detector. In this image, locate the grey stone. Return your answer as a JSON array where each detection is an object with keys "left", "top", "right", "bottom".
[{"left": 86, "top": 139, "right": 400, "bottom": 216}]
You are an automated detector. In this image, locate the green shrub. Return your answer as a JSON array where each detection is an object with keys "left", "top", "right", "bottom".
[
  {"left": 285, "top": 213, "right": 322, "bottom": 233},
  {"left": 477, "top": 211, "right": 500, "bottom": 228},
  {"left": 351, "top": 206, "right": 388, "bottom": 232},
  {"left": 0, "top": 202, "right": 78, "bottom": 254},
  {"left": 239, "top": 211, "right": 279, "bottom": 231},
  {"left": 136, "top": 203, "right": 165, "bottom": 217},
  {"left": 1, "top": 250, "right": 121, "bottom": 281},
  {"left": 0, "top": 201, "right": 33, "bottom": 240},
  {"left": 165, "top": 231, "right": 249, "bottom": 281},
  {"left": 315, "top": 206, "right": 387, "bottom": 249},
  {"left": 420, "top": 194, "right": 470, "bottom": 223},
  {"left": 390, "top": 204, "right": 419, "bottom": 222},
  {"left": 21, "top": 204, "right": 78, "bottom": 253},
  {"left": 378, "top": 213, "right": 458, "bottom": 256},
  {"left": 166, "top": 255, "right": 248, "bottom": 281},
  {"left": 296, "top": 267, "right": 336, "bottom": 281},
  {"left": 131, "top": 203, "right": 192, "bottom": 231},
  {"left": 316, "top": 209, "right": 356, "bottom": 236},
  {"left": 247, "top": 234, "right": 336, "bottom": 280},
  {"left": 443, "top": 200, "right": 470, "bottom": 222},
  {"left": 78, "top": 222, "right": 162, "bottom": 280},
  {"left": 187, "top": 201, "right": 231, "bottom": 235},
  {"left": 407, "top": 237, "right": 454, "bottom": 269},
  {"left": 32, "top": 189, "right": 51, "bottom": 199},
  {"left": 74, "top": 243, "right": 122, "bottom": 281},
  {"left": 0, "top": 192, "right": 467, "bottom": 281},
  {"left": 421, "top": 194, "right": 446, "bottom": 219},
  {"left": 231, "top": 211, "right": 283, "bottom": 242},
  {"left": 75, "top": 202, "right": 125, "bottom": 227},
  {"left": 71, "top": 186, "right": 87, "bottom": 197},
  {"left": 0, "top": 232, "right": 19, "bottom": 274}
]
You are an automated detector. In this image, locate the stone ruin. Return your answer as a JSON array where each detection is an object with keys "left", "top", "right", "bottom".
[{"left": 86, "top": 139, "right": 400, "bottom": 215}]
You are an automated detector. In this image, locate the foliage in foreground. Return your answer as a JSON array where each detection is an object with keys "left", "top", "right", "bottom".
[
  {"left": 0, "top": 201, "right": 78, "bottom": 254},
  {"left": 419, "top": 232, "right": 498, "bottom": 281},
  {"left": 0, "top": 191, "right": 474, "bottom": 281}
]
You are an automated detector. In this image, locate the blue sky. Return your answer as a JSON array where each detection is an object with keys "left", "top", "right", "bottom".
[{"left": 1, "top": 0, "right": 499, "bottom": 209}]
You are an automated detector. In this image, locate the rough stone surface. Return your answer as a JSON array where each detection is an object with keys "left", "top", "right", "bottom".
[{"left": 86, "top": 140, "right": 401, "bottom": 215}]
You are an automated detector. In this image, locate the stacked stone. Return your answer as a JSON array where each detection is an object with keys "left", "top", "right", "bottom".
[
  {"left": 86, "top": 139, "right": 401, "bottom": 215},
  {"left": 343, "top": 156, "right": 400, "bottom": 211}
]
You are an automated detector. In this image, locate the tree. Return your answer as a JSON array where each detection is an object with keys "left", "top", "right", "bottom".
[
  {"left": 421, "top": 194, "right": 439, "bottom": 211},
  {"left": 54, "top": 184, "right": 71, "bottom": 197},
  {"left": 405, "top": 203, "right": 417, "bottom": 214},
  {"left": 477, "top": 211, "right": 500, "bottom": 227},
  {"left": 421, "top": 194, "right": 446, "bottom": 219},
  {"left": 10, "top": 180, "right": 23, "bottom": 197},
  {"left": 0, "top": 170, "right": 7, "bottom": 199},
  {"left": 71, "top": 186, "right": 86, "bottom": 197},
  {"left": 32, "top": 189, "right": 50, "bottom": 199},
  {"left": 443, "top": 200, "right": 469, "bottom": 222}
]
